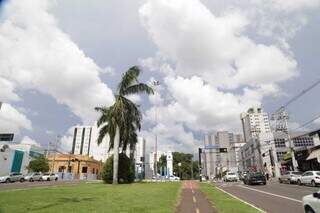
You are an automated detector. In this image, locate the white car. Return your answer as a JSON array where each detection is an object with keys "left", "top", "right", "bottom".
[
  {"left": 41, "top": 173, "right": 58, "bottom": 181},
  {"left": 224, "top": 172, "right": 238, "bottom": 182},
  {"left": 297, "top": 171, "right": 320, "bottom": 187},
  {"left": 24, "top": 172, "right": 43, "bottom": 182},
  {"left": 169, "top": 175, "right": 180, "bottom": 181},
  {"left": 303, "top": 191, "right": 320, "bottom": 213},
  {"left": 279, "top": 171, "right": 302, "bottom": 184}
]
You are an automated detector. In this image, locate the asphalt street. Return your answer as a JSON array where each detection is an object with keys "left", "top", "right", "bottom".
[
  {"left": 0, "top": 180, "right": 85, "bottom": 191},
  {"left": 215, "top": 181, "right": 319, "bottom": 213}
]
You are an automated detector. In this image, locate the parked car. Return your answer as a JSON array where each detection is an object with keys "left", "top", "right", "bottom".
[
  {"left": 223, "top": 172, "right": 238, "bottom": 182},
  {"left": 24, "top": 172, "right": 43, "bottom": 182},
  {"left": 41, "top": 173, "right": 58, "bottom": 181},
  {"left": 243, "top": 172, "right": 266, "bottom": 185},
  {"left": 0, "top": 173, "right": 25, "bottom": 183},
  {"left": 303, "top": 190, "right": 320, "bottom": 213},
  {"left": 279, "top": 171, "right": 302, "bottom": 184},
  {"left": 297, "top": 171, "right": 320, "bottom": 187},
  {"left": 169, "top": 175, "right": 180, "bottom": 181}
]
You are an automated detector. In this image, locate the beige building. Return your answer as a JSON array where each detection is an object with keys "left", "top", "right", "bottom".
[{"left": 48, "top": 154, "right": 103, "bottom": 180}]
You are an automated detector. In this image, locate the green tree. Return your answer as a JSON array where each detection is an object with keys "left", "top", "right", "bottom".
[
  {"left": 96, "top": 66, "right": 153, "bottom": 184},
  {"left": 102, "top": 153, "right": 134, "bottom": 184},
  {"left": 172, "top": 152, "right": 199, "bottom": 180},
  {"left": 27, "top": 156, "right": 49, "bottom": 173}
]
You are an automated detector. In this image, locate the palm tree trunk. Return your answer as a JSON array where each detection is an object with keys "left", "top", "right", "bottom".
[{"left": 113, "top": 125, "right": 120, "bottom": 184}]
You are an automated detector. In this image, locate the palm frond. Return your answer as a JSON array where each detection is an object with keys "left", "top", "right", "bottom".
[
  {"left": 123, "top": 83, "right": 154, "bottom": 96},
  {"left": 117, "top": 66, "right": 141, "bottom": 95}
]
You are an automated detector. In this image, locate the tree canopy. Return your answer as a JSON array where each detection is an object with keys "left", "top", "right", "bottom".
[{"left": 27, "top": 156, "right": 49, "bottom": 173}]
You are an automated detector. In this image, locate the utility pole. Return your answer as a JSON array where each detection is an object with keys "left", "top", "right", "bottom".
[
  {"left": 51, "top": 135, "right": 61, "bottom": 173},
  {"left": 272, "top": 107, "right": 298, "bottom": 171},
  {"left": 152, "top": 80, "right": 160, "bottom": 180},
  {"left": 191, "top": 156, "right": 193, "bottom": 180}
]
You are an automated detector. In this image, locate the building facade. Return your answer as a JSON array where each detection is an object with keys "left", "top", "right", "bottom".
[
  {"left": 148, "top": 151, "right": 173, "bottom": 177},
  {"left": 0, "top": 143, "right": 44, "bottom": 176},
  {"left": 48, "top": 154, "right": 102, "bottom": 180},
  {"left": 240, "top": 106, "right": 271, "bottom": 142},
  {"left": 71, "top": 125, "right": 110, "bottom": 162},
  {"left": 202, "top": 132, "right": 244, "bottom": 179},
  {"left": 240, "top": 131, "right": 319, "bottom": 177}
]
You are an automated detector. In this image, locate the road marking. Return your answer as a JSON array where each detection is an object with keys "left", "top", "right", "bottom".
[
  {"left": 237, "top": 185, "right": 302, "bottom": 203},
  {"left": 193, "top": 196, "right": 197, "bottom": 203},
  {"left": 215, "top": 186, "right": 266, "bottom": 212},
  {"left": 196, "top": 208, "right": 200, "bottom": 213}
]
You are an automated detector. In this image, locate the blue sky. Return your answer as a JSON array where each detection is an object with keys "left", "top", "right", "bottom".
[{"left": 0, "top": 0, "right": 319, "bottom": 154}]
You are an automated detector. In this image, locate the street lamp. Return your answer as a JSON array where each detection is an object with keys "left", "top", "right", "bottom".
[
  {"left": 178, "top": 162, "right": 182, "bottom": 179},
  {"left": 152, "top": 80, "right": 160, "bottom": 180}
]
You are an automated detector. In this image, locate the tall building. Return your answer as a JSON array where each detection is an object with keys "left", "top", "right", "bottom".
[
  {"left": 202, "top": 132, "right": 244, "bottom": 178},
  {"left": 71, "top": 125, "right": 109, "bottom": 162},
  {"left": 72, "top": 126, "right": 93, "bottom": 156},
  {"left": 240, "top": 106, "right": 271, "bottom": 142}
]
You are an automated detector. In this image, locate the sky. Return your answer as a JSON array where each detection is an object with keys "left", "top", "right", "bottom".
[{"left": 0, "top": 0, "right": 319, "bottom": 155}]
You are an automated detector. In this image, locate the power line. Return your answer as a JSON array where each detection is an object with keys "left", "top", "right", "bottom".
[{"left": 276, "top": 78, "right": 320, "bottom": 112}]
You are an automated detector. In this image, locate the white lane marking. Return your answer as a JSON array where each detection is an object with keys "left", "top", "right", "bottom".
[
  {"left": 196, "top": 208, "right": 200, "bottom": 213},
  {"left": 193, "top": 196, "right": 197, "bottom": 203},
  {"left": 237, "top": 185, "right": 302, "bottom": 203},
  {"left": 216, "top": 186, "right": 266, "bottom": 213}
]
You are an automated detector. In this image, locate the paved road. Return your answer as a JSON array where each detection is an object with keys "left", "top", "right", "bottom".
[
  {"left": 215, "top": 181, "right": 319, "bottom": 213},
  {"left": 0, "top": 180, "right": 85, "bottom": 191},
  {"left": 176, "top": 181, "right": 217, "bottom": 213}
]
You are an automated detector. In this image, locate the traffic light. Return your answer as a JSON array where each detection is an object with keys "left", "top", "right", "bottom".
[{"left": 219, "top": 148, "right": 227, "bottom": 153}]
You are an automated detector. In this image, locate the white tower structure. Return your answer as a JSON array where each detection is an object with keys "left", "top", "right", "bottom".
[{"left": 240, "top": 105, "right": 271, "bottom": 142}]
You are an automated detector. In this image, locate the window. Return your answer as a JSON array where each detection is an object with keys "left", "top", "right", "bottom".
[
  {"left": 92, "top": 168, "right": 95, "bottom": 174},
  {"left": 275, "top": 139, "right": 286, "bottom": 148},
  {"left": 276, "top": 152, "right": 286, "bottom": 161},
  {"left": 82, "top": 167, "right": 88, "bottom": 173}
]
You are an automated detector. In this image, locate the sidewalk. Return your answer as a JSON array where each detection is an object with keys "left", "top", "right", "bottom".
[{"left": 176, "top": 181, "right": 217, "bottom": 213}]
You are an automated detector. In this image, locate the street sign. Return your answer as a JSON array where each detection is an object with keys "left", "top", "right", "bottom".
[{"left": 204, "top": 144, "right": 219, "bottom": 149}]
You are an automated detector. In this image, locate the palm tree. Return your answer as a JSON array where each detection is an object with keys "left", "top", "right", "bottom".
[{"left": 95, "top": 66, "right": 153, "bottom": 184}]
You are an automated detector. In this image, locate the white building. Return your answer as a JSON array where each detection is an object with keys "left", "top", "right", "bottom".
[
  {"left": 240, "top": 106, "right": 271, "bottom": 142},
  {"left": 149, "top": 151, "right": 173, "bottom": 177},
  {"left": 71, "top": 125, "right": 109, "bottom": 162},
  {"left": 0, "top": 143, "right": 44, "bottom": 176}
]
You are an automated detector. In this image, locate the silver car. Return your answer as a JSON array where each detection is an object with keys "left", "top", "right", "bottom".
[
  {"left": 279, "top": 171, "right": 302, "bottom": 184},
  {"left": 24, "top": 172, "right": 42, "bottom": 182},
  {"left": 0, "top": 172, "right": 25, "bottom": 183}
]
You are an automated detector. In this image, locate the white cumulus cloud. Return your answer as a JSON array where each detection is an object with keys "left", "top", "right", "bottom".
[{"left": 0, "top": 0, "right": 114, "bottom": 125}]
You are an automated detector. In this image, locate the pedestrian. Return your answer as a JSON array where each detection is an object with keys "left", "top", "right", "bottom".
[{"left": 266, "top": 172, "right": 269, "bottom": 181}]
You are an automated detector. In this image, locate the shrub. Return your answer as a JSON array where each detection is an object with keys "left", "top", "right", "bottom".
[{"left": 102, "top": 153, "right": 135, "bottom": 184}]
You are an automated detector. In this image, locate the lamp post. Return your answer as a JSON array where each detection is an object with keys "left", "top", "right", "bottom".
[
  {"left": 152, "top": 80, "right": 160, "bottom": 180},
  {"left": 178, "top": 162, "right": 182, "bottom": 179}
]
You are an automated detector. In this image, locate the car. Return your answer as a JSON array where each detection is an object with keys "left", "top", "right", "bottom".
[
  {"left": 0, "top": 173, "right": 25, "bottom": 183},
  {"left": 243, "top": 172, "right": 266, "bottom": 185},
  {"left": 223, "top": 172, "right": 238, "bottom": 182},
  {"left": 41, "top": 173, "right": 58, "bottom": 181},
  {"left": 303, "top": 190, "right": 320, "bottom": 213},
  {"left": 239, "top": 171, "right": 249, "bottom": 181},
  {"left": 279, "top": 171, "right": 302, "bottom": 184},
  {"left": 297, "top": 171, "right": 320, "bottom": 187},
  {"left": 169, "top": 175, "right": 180, "bottom": 181},
  {"left": 24, "top": 172, "right": 43, "bottom": 182}
]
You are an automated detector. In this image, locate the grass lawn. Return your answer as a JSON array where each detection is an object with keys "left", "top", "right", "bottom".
[
  {"left": 199, "top": 183, "right": 261, "bottom": 213},
  {"left": 0, "top": 182, "right": 181, "bottom": 213}
]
